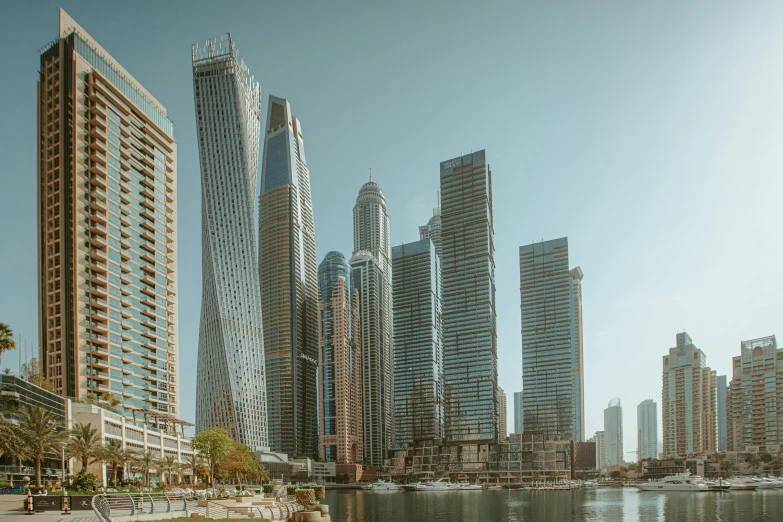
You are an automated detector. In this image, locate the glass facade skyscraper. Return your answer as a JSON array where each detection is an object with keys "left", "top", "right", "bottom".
[
  {"left": 418, "top": 207, "right": 442, "bottom": 258},
  {"left": 514, "top": 391, "right": 524, "bottom": 434},
  {"left": 352, "top": 180, "right": 394, "bottom": 465},
  {"left": 604, "top": 398, "right": 623, "bottom": 467},
  {"left": 259, "top": 96, "right": 319, "bottom": 458},
  {"left": 637, "top": 399, "right": 658, "bottom": 460},
  {"left": 349, "top": 250, "right": 392, "bottom": 466},
  {"left": 519, "top": 237, "right": 585, "bottom": 441},
  {"left": 38, "top": 9, "right": 179, "bottom": 424},
  {"left": 317, "top": 252, "right": 363, "bottom": 463},
  {"left": 391, "top": 238, "right": 443, "bottom": 447},
  {"left": 439, "top": 150, "right": 497, "bottom": 442},
  {"left": 192, "top": 34, "right": 268, "bottom": 450},
  {"left": 717, "top": 375, "right": 727, "bottom": 451}
]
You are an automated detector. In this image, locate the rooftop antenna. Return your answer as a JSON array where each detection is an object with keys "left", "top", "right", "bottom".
[
  {"left": 369, "top": 168, "right": 372, "bottom": 182},
  {"left": 437, "top": 191, "right": 441, "bottom": 208}
]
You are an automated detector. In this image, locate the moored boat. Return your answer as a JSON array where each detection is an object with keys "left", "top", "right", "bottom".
[{"left": 637, "top": 473, "right": 709, "bottom": 492}]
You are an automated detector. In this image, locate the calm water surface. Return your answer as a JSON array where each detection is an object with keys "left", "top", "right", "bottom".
[{"left": 325, "top": 488, "right": 783, "bottom": 522}]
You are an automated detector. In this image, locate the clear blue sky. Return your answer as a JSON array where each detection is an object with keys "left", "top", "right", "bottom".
[{"left": 1, "top": 0, "right": 781, "bottom": 455}]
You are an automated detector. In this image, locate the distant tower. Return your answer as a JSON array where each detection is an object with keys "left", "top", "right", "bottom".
[
  {"left": 595, "top": 431, "right": 606, "bottom": 470},
  {"left": 604, "top": 398, "right": 623, "bottom": 466},
  {"left": 259, "top": 96, "right": 319, "bottom": 458},
  {"left": 317, "top": 252, "right": 363, "bottom": 463},
  {"left": 514, "top": 391, "right": 524, "bottom": 434},
  {"left": 193, "top": 34, "right": 267, "bottom": 449},
  {"left": 498, "top": 386, "right": 507, "bottom": 440},
  {"left": 440, "top": 151, "right": 497, "bottom": 442},
  {"left": 418, "top": 205, "right": 442, "bottom": 258},
  {"left": 637, "top": 399, "right": 658, "bottom": 460},
  {"left": 519, "top": 238, "right": 585, "bottom": 441},
  {"left": 392, "top": 239, "right": 444, "bottom": 447}
]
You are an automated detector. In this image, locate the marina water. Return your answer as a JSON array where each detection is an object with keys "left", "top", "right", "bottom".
[{"left": 325, "top": 488, "right": 783, "bottom": 521}]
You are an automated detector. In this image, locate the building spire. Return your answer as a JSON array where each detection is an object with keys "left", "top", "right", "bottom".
[{"left": 369, "top": 167, "right": 372, "bottom": 182}]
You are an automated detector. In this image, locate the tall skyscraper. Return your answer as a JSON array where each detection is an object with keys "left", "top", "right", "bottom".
[
  {"left": 594, "top": 431, "right": 606, "bottom": 470},
  {"left": 519, "top": 238, "right": 585, "bottom": 441},
  {"left": 418, "top": 206, "right": 442, "bottom": 257},
  {"left": 349, "top": 250, "right": 392, "bottom": 466},
  {"left": 514, "top": 391, "right": 524, "bottom": 434},
  {"left": 498, "top": 386, "right": 507, "bottom": 439},
  {"left": 38, "top": 9, "right": 179, "bottom": 422},
  {"left": 604, "top": 398, "right": 623, "bottom": 467},
  {"left": 717, "top": 375, "right": 727, "bottom": 452},
  {"left": 391, "top": 239, "right": 443, "bottom": 447},
  {"left": 727, "top": 336, "right": 781, "bottom": 453},
  {"left": 317, "top": 252, "right": 363, "bottom": 463},
  {"left": 258, "top": 96, "right": 319, "bottom": 458},
  {"left": 637, "top": 399, "right": 658, "bottom": 460},
  {"left": 661, "top": 332, "right": 717, "bottom": 457},
  {"left": 440, "top": 151, "right": 497, "bottom": 442},
  {"left": 192, "top": 34, "right": 267, "bottom": 450}
]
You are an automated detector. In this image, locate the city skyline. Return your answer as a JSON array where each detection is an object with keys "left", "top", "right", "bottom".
[{"left": 2, "top": 1, "right": 782, "bottom": 456}]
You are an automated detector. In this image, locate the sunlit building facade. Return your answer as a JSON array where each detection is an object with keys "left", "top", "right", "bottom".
[
  {"left": 519, "top": 238, "right": 585, "bottom": 441},
  {"left": 727, "top": 335, "right": 782, "bottom": 453},
  {"left": 637, "top": 399, "right": 658, "bottom": 461},
  {"left": 192, "top": 34, "right": 268, "bottom": 450},
  {"left": 38, "top": 9, "right": 179, "bottom": 423},
  {"left": 392, "top": 239, "right": 443, "bottom": 447},
  {"left": 317, "top": 252, "right": 363, "bottom": 463},
  {"left": 661, "top": 332, "right": 717, "bottom": 458},
  {"left": 604, "top": 398, "right": 623, "bottom": 467},
  {"left": 352, "top": 181, "right": 394, "bottom": 464},
  {"left": 440, "top": 150, "right": 498, "bottom": 442},
  {"left": 259, "top": 96, "right": 319, "bottom": 458}
]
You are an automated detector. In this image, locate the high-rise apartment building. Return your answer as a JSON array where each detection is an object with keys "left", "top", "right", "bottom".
[
  {"left": 38, "top": 9, "right": 179, "bottom": 423},
  {"left": 440, "top": 151, "right": 497, "bottom": 442},
  {"left": 258, "top": 96, "right": 319, "bottom": 458},
  {"left": 594, "top": 431, "right": 606, "bottom": 470},
  {"left": 717, "top": 375, "right": 727, "bottom": 452},
  {"left": 317, "top": 252, "right": 363, "bottom": 463},
  {"left": 727, "top": 336, "right": 781, "bottom": 453},
  {"left": 661, "top": 332, "right": 717, "bottom": 458},
  {"left": 192, "top": 34, "right": 268, "bottom": 450},
  {"left": 391, "top": 239, "right": 443, "bottom": 447},
  {"left": 514, "top": 391, "right": 524, "bottom": 434},
  {"left": 349, "top": 250, "right": 392, "bottom": 466},
  {"left": 604, "top": 398, "right": 623, "bottom": 467},
  {"left": 418, "top": 207, "right": 442, "bottom": 257},
  {"left": 498, "top": 386, "right": 507, "bottom": 440},
  {"left": 519, "top": 238, "right": 585, "bottom": 441},
  {"left": 637, "top": 399, "right": 658, "bottom": 460}
]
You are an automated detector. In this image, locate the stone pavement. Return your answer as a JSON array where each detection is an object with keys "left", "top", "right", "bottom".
[{"left": 0, "top": 496, "right": 97, "bottom": 522}]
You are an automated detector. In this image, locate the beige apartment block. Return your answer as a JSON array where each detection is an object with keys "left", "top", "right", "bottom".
[
  {"left": 661, "top": 332, "right": 717, "bottom": 457},
  {"left": 38, "top": 9, "right": 178, "bottom": 422},
  {"left": 727, "top": 335, "right": 782, "bottom": 453}
]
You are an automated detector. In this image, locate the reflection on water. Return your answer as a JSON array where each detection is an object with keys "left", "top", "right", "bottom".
[{"left": 325, "top": 488, "right": 783, "bottom": 522}]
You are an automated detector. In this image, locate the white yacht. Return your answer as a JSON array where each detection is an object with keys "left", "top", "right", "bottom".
[
  {"left": 364, "top": 480, "right": 402, "bottom": 491},
  {"left": 751, "top": 477, "right": 782, "bottom": 489},
  {"left": 416, "top": 479, "right": 452, "bottom": 491},
  {"left": 637, "top": 473, "right": 709, "bottom": 492},
  {"left": 451, "top": 482, "right": 482, "bottom": 491}
]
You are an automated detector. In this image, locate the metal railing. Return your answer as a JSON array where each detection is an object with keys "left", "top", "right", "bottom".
[{"left": 92, "top": 492, "right": 303, "bottom": 522}]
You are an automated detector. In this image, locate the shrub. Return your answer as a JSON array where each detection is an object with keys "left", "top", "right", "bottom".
[
  {"left": 312, "top": 486, "right": 325, "bottom": 501},
  {"left": 286, "top": 485, "right": 298, "bottom": 496},
  {"left": 262, "top": 484, "right": 275, "bottom": 494},
  {"left": 67, "top": 469, "right": 97, "bottom": 492},
  {"left": 294, "top": 488, "right": 316, "bottom": 506}
]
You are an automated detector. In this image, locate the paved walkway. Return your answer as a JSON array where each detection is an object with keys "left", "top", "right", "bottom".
[{"left": 0, "top": 496, "right": 97, "bottom": 522}]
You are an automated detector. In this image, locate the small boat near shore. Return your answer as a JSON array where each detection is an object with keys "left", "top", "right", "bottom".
[{"left": 637, "top": 473, "right": 709, "bottom": 492}]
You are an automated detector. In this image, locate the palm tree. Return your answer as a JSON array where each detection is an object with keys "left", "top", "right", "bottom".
[
  {"left": 0, "top": 416, "right": 25, "bottom": 461},
  {"left": 0, "top": 323, "right": 15, "bottom": 366},
  {"left": 132, "top": 450, "right": 157, "bottom": 487},
  {"left": 256, "top": 465, "right": 270, "bottom": 484},
  {"left": 5, "top": 405, "right": 69, "bottom": 487},
  {"left": 99, "top": 440, "right": 134, "bottom": 487},
  {"left": 719, "top": 459, "right": 733, "bottom": 478},
  {"left": 184, "top": 452, "right": 204, "bottom": 486},
  {"left": 157, "top": 455, "right": 177, "bottom": 485},
  {"left": 67, "top": 422, "right": 101, "bottom": 470}
]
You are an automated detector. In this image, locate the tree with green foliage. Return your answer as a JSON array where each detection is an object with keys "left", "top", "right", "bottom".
[
  {"left": 220, "top": 442, "right": 266, "bottom": 491},
  {"left": 4, "top": 405, "right": 69, "bottom": 487},
  {"left": 67, "top": 422, "right": 102, "bottom": 470},
  {"left": 0, "top": 323, "right": 16, "bottom": 366},
  {"left": 99, "top": 439, "right": 134, "bottom": 486},
  {"left": 184, "top": 451, "right": 206, "bottom": 486},
  {"left": 157, "top": 454, "right": 178, "bottom": 485},
  {"left": 719, "top": 459, "right": 733, "bottom": 478},
  {"left": 132, "top": 449, "right": 157, "bottom": 486},
  {"left": 191, "top": 427, "right": 233, "bottom": 487},
  {"left": 20, "top": 358, "right": 56, "bottom": 392},
  {"left": 746, "top": 453, "right": 761, "bottom": 475}
]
